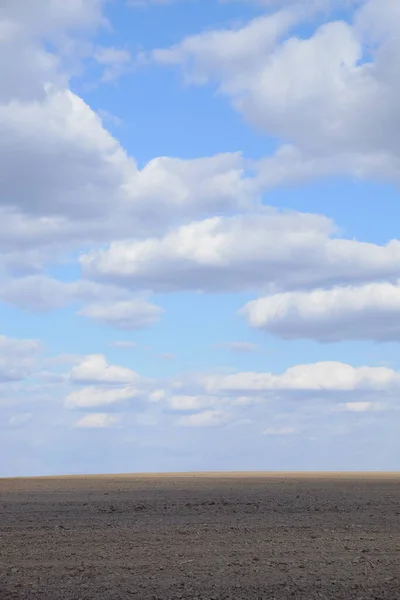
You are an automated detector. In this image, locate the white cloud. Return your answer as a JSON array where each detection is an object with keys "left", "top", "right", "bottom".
[
  {"left": 0, "top": 2, "right": 263, "bottom": 275},
  {"left": 221, "top": 0, "right": 362, "bottom": 9},
  {"left": 168, "top": 395, "right": 219, "bottom": 411},
  {"left": 151, "top": 0, "right": 400, "bottom": 185},
  {"left": 0, "top": 82, "right": 260, "bottom": 273},
  {"left": 242, "top": 281, "right": 400, "bottom": 342},
  {"left": 79, "top": 299, "right": 164, "bottom": 330},
  {"left": 65, "top": 385, "right": 141, "bottom": 408},
  {"left": 0, "top": 276, "right": 163, "bottom": 335},
  {"left": 80, "top": 210, "right": 400, "bottom": 293},
  {"left": 336, "top": 401, "right": 384, "bottom": 413},
  {"left": 149, "top": 390, "right": 166, "bottom": 402},
  {"left": 0, "top": 335, "right": 41, "bottom": 382},
  {"left": 74, "top": 413, "right": 121, "bottom": 428},
  {"left": 151, "top": 9, "right": 298, "bottom": 86},
  {"left": 203, "top": 362, "right": 400, "bottom": 394},
  {"left": 254, "top": 144, "right": 400, "bottom": 194},
  {"left": 131, "top": 152, "right": 258, "bottom": 217},
  {"left": 69, "top": 354, "right": 140, "bottom": 385},
  {"left": 177, "top": 409, "right": 229, "bottom": 427},
  {"left": 65, "top": 352, "right": 154, "bottom": 409}
]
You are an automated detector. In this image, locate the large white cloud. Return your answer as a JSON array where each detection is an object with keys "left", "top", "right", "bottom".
[
  {"left": 151, "top": 0, "right": 400, "bottom": 184},
  {"left": 80, "top": 210, "right": 400, "bottom": 293},
  {"left": 0, "top": 88, "right": 258, "bottom": 272},
  {"left": 242, "top": 281, "right": 400, "bottom": 342},
  {"left": 202, "top": 362, "right": 400, "bottom": 394},
  {"left": 0, "top": 0, "right": 263, "bottom": 276}
]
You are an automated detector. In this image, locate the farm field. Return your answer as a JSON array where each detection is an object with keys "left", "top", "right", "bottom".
[{"left": 1, "top": 473, "right": 400, "bottom": 599}]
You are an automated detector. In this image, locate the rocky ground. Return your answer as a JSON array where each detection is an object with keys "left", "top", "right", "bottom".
[{"left": 1, "top": 473, "right": 400, "bottom": 599}]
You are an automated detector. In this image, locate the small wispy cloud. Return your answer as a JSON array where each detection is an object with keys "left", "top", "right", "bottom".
[
  {"left": 74, "top": 413, "right": 121, "bottom": 429},
  {"left": 158, "top": 352, "right": 175, "bottom": 361},
  {"left": 215, "top": 341, "right": 259, "bottom": 353},
  {"left": 94, "top": 46, "right": 133, "bottom": 82},
  {"left": 111, "top": 341, "right": 137, "bottom": 348},
  {"left": 177, "top": 409, "right": 230, "bottom": 427},
  {"left": 263, "top": 426, "right": 297, "bottom": 436}
]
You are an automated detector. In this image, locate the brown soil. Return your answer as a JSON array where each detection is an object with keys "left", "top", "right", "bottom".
[{"left": 1, "top": 472, "right": 400, "bottom": 599}]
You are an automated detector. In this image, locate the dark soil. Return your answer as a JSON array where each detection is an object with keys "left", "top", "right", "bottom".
[{"left": 1, "top": 473, "right": 400, "bottom": 599}]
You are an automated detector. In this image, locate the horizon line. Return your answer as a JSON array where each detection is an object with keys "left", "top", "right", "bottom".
[{"left": 2, "top": 470, "right": 400, "bottom": 481}]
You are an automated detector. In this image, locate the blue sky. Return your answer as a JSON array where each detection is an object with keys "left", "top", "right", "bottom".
[{"left": 1, "top": 0, "right": 400, "bottom": 476}]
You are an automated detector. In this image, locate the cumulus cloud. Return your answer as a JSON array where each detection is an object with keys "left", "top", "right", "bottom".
[
  {"left": 80, "top": 210, "right": 400, "bottom": 293},
  {"left": 69, "top": 354, "right": 140, "bottom": 385},
  {"left": 0, "top": 1, "right": 262, "bottom": 276},
  {"left": 221, "top": 0, "right": 361, "bottom": 9},
  {"left": 151, "top": 0, "right": 400, "bottom": 185},
  {"left": 74, "top": 413, "right": 121, "bottom": 428},
  {"left": 63, "top": 354, "right": 400, "bottom": 421},
  {"left": 0, "top": 152, "right": 258, "bottom": 274},
  {"left": 0, "top": 335, "right": 41, "bottom": 382},
  {"left": 202, "top": 362, "right": 400, "bottom": 394},
  {"left": 241, "top": 281, "right": 400, "bottom": 342},
  {"left": 65, "top": 352, "right": 152, "bottom": 409}
]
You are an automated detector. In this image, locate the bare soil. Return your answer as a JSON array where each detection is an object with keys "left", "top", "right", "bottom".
[{"left": 1, "top": 472, "right": 400, "bottom": 599}]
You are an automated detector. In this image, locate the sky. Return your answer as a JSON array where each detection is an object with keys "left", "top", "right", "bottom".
[{"left": 1, "top": 0, "right": 400, "bottom": 477}]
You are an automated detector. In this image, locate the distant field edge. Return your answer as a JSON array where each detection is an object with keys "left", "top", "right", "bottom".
[{"left": 1, "top": 471, "right": 400, "bottom": 481}]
